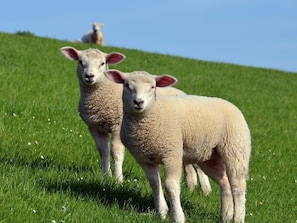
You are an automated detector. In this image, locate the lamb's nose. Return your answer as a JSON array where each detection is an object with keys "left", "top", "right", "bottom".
[
  {"left": 134, "top": 98, "right": 144, "bottom": 107},
  {"left": 85, "top": 74, "right": 94, "bottom": 82}
]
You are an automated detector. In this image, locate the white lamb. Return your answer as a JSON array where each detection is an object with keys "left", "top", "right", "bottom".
[
  {"left": 59, "top": 46, "right": 211, "bottom": 194},
  {"left": 81, "top": 23, "right": 104, "bottom": 46},
  {"left": 105, "top": 69, "right": 251, "bottom": 223}
]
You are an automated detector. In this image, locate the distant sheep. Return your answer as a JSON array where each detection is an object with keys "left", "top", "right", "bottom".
[
  {"left": 105, "top": 69, "right": 251, "bottom": 223},
  {"left": 59, "top": 47, "right": 211, "bottom": 194},
  {"left": 81, "top": 23, "right": 104, "bottom": 46}
]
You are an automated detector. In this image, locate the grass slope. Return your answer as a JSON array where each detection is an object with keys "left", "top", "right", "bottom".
[{"left": 0, "top": 32, "right": 296, "bottom": 223}]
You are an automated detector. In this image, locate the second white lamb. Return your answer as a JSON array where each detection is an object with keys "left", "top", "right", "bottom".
[{"left": 105, "top": 69, "right": 251, "bottom": 223}]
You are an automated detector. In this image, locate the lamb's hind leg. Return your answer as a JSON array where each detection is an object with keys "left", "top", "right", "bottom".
[
  {"left": 111, "top": 130, "right": 125, "bottom": 182},
  {"left": 199, "top": 158, "right": 234, "bottom": 222},
  {"left": 184, "top": 164, "right": 197, "bottom": 192},
  {"left": 184, "top": 164, "right": 211, "bottom": 196},
  {"left": 224, "top": 154, "right": 249, "bottom": 223},
  {"left": 89, "top": 128, "right": 111, "bottom": 178}
]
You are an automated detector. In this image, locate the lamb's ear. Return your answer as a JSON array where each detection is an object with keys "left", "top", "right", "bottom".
[
  {"left": 155, "top": 75, "right": 177, "bottom": 87},
  {"left": 106, "top": 53, "right": 126, "bottom": 65},
  {"left": 105, "top": 69, "right": 128, "bottom": 84},
  {"left": 60, "top": 46, "right": 80, "bottom": 60}
]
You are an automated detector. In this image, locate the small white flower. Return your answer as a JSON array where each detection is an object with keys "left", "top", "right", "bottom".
[
  {"left": 12, "top": 113, "right": 17, "bottom": 117},
  {"left": 32, "top": 209, "right": 36, "bottom": 213},
  {"left": 52, "top": 220, "right": 57, "bottom": 223},
  {"left": 28, "top": 142, "right": 32, "bottom": 146},
  {"left": 102, "top": 188, "right": 106, "bottom": 191},
  {"left": 40, "top": 155, "right": 44, "bottom": 160},
  {"left": 62, "top": 205, "right": 66, "bottom": 211},
  {"left": 133, "top": 178, "right": 138, "bottom": 182},
  {"left": 35, "top": 140, "right": 39, "bottom": 145}
]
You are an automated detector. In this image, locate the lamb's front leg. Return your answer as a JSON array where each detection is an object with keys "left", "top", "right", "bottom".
[
  {"left": 164, "top": 160, "right": 185, "bottom": 223},
  {"left": 140, "top": 163, "right": 169, "bottom": 220},
  {"left": 89, "top": 128, "right": 111, "bottom": 178},
  {"left": 111, "top": 129, "right": 125, "bottom": 182}
]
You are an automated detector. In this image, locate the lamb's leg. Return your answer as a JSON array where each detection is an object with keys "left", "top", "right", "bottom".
[
  {"left": 184, "top": 164, "right": 212, "bottom": 195},
  {"left": 184, "top": 164, "right": 197, "bottom": 191},
  {"left": 199, "top": 158, "right": 234, "bottom": 222},
  {"left": 111, "top": 130, "right": 125, "bottom": 182},
  {"left": 89, "top": 128, "right": 111, "bottom": 178},
  {"left": 224, "top": 156, "right": 249, "bottom": 223},
  {"left": 196, "top": 165, "right": 212, "bottom": 196},
  {"left": 164, "top": 160, "right": 185, "bottom": 223},
  {"left": 140, "top": 163, "right": 169, "bottom": 220},
  {"left": 228, "top": 176, "right": 246, "bottom": 223}
]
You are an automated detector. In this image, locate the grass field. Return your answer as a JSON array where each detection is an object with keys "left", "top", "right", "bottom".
[{"left": 0, "top": 32, "right": 296, "bottom": 223}]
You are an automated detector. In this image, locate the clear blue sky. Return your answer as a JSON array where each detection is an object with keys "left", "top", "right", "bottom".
[{"left": 1, "top": 0, "right": 296, "bottom": 73}]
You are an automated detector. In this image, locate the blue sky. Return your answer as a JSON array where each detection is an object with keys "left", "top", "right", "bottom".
[{"left": 1, "top": 0, "right": 296, "bottom": 73}]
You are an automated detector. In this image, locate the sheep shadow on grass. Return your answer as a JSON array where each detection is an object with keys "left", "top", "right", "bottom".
[
  {"left": 45, "top": 179, "right": 220, "bottom": 222},
  {"left": 45, "top": 179, "right": 156, "bottom": 214}
]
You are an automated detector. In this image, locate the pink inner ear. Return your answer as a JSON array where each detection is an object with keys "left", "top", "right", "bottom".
[
  {"left": 62, "top": 48, "right": 79, "bottom": 60},
  {"left": 156, "top": 75, "right": 177, "bottom": 87},
  {"left": 106, "top": 53, "right": 125, "bottom": 64},
  {"left": 105, "top": 70, "right": 126, "bottom": 84}
]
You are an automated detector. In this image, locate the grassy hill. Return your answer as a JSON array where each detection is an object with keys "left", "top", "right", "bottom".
[{"left": 0, "top": 32, "right": 296, "bottom": 222}]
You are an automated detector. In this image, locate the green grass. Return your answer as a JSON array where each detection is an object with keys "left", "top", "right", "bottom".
[{"left": 0, "top": 31, "right": 296, "bottom": 223}]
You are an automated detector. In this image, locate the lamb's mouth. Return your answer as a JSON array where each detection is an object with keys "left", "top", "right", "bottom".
[
  {"left": 133, "top": 106, "right": 144, "bottom": 113},
  {"left": 85, "top": 78, "right": 95, "bottom": 84}
]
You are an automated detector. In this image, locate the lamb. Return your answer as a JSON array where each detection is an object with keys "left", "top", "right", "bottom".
[
  {"left": 60, "top": 46, "right": 126, "bottom": 181},
  {"left": 59, "top": 46, "right": 211, "bottom": 194},
  {"left": 105, "top": 69, "right": 252, "bottom": 223},
  {"left": 81, "top": 23, "right": 104, "bottom": 46}
]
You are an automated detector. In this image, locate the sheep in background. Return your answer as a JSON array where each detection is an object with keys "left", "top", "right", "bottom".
[
  {"left": 81, "top": 23, "right": 104, "bottom": 46},
  {"left": 105, "top": 69, "right": 251, "bottom": 223},
  {"left": 59, "top": 47, "right": 212, "bottom": 195}
]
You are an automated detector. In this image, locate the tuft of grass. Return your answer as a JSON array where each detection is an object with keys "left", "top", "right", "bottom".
[
  {"left": 15, "top": 30, "right": 35, "bottom": 36},
  {"left": 0, "top": 31, "right": 296, "bottom": 222}
]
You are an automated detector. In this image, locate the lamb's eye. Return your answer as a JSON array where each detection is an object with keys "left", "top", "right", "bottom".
[{"left": 100, "top": 62, "right": 105, "bottom": 66}]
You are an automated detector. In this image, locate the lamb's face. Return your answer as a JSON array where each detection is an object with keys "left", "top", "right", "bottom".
[
  {"left": 123, "top": 74, "right": 156, "bottom": 114},
  {"left": 77, "top": 50, "right": 107, "bottom": 85},
  {"left": 92, "top": 23, "right": 103, "bottom": 34}
]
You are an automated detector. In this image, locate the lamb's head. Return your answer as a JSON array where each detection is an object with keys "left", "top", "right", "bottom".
[
  {"left": 92, "top": 23, "right": 104, "bottom": 34},
  {"left": 60, "top": 46, "right": 125, "bottom": 86},
  {"left": 105, "top": 69, "right": 177, "bottom": 114}
]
